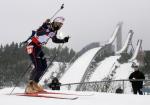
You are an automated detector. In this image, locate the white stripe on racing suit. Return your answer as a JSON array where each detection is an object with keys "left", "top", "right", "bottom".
[{"left": 37, "top": 32, "right": 56, "bottom": 44}]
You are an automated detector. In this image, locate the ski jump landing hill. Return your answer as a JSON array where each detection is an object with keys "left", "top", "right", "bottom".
[{"left": 60, "top": 47, "right": 101, "bottom": 90}]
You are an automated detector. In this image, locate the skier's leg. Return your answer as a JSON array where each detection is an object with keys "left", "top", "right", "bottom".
[
  {"left": 25, "top": 44, "right": 45, "bottom": 93},
  {"left": 28, "top": 58, "right": 47, "bottom": 93},
  {"left": 28, "top": 44, "right": 39, "bottom": 81},
  {"left": 32, "top": 50, "right": 47, "bottom": 83}
]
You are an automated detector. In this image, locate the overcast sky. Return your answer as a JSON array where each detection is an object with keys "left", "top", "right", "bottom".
[{"left": 0, "top": 0, "right": 150, "bottom": 51}]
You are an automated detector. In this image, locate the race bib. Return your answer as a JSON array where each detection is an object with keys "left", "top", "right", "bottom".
[{"left": 26, "top": 45, "right": 34, "bottom": 54}]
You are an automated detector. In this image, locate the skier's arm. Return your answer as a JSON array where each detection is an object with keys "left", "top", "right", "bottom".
[{"left": 52, "top": 35, "right": 69, "bottom": 43}]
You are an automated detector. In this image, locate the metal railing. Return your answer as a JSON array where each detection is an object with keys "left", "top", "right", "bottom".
[{"left": 61, "top": 79, "right": 150, "bottom": 94}]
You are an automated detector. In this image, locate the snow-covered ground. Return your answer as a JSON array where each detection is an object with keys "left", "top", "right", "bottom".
[{"left": 0, "top": 87, "right": 150, "bottom": 105}]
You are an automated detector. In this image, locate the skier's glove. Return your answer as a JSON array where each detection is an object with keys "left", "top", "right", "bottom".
[{"left": 63, "top": 36, "right": 69, "bottom": 43}]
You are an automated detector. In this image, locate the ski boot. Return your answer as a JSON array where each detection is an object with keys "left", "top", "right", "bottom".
[{"left": 25, "top": 80, "right": 44, "bottom": 94}]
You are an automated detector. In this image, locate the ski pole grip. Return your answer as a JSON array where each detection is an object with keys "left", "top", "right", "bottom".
[{"left": 61, "top": 4, "right": 64, "bottom": 9}]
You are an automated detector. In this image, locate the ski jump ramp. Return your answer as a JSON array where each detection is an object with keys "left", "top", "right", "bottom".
[
  {"left": 128, "top": 39, "right": 142, "bottom": 62},
  {"left": 107, "top": 22, "right": 122, "bottom": 45},
  {"left": 89, "top": 28, "right": 134, "bottom": 82},
  {"left": 86, "top": 23, "right": 123, "bottom": 82},
  {"left": 115, "top": 30, "right": 133, "bottom": 55}
]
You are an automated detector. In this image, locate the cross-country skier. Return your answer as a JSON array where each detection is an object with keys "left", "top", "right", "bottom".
[{"left": 25, "top": 17, "right": 69, "bottom": 93}]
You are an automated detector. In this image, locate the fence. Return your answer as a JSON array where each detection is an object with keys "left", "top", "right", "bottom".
[{"left": 61, "top": 79, "right": 150, "bottom": 94}]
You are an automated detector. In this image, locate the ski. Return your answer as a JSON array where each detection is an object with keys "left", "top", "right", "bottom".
[
  {"left": 14, "top": 91, "right": 94, "bottom": 96},
  {"left": 13, "top": 93, "right": 78, "bottom": 100},
  {"left": 13, "top": 90, "right": 94, "bottom": 96},
  {"left": 40, "top": 90, "right": 94, "bottom": 96}
]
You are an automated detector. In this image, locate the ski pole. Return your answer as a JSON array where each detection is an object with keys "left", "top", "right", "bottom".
[
  {"left": 21, "top": 30, "right": 36, "bottom": 45},
  {"left": 50, "top": 4, "right": 64, "bottom": 21},
  {"left": 39, "top": 43, "right": 64, "bottom": 82},
  {"left": 9, "top": 63, "right": 32, "bottom": 95}
]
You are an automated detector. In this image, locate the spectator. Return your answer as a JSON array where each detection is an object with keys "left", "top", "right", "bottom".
[
  {"left": 129, "top": 65, "right": 145, "bottom": 95},
  {"left": 115, "top": 87, "right": 123, "bottom": 94},
  {"left": 48, "top": 77, "right": 61, "bottom": 90}
]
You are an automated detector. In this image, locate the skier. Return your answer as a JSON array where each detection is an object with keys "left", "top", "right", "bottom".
[
  {"left": 129, "top": 64, "right": 145, "bottom": 95},
  {"left": 25, "top": 16, "right": 69, "bottom": 93}
]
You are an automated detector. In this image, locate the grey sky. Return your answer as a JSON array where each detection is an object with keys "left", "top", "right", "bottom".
[{"left": 0, "top": 0, "right": 150, "bottom": 51}]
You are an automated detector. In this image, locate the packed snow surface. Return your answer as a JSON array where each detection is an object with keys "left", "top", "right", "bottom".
[{"left": 0, "top": 87, "right": 150, "bottom": 105}]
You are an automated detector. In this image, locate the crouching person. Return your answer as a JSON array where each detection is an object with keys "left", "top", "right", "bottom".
[{"left": 48, "top": 77, "right": 61, "bottom": 90}]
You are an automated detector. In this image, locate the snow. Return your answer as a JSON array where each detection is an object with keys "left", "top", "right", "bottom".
[
  {"left": 90, "top": 56, "right": 120, "bottom": 81},
  {"left": 0, "top": 87, "right": 150, "bottom": 105},
  {"left": 60, "top": 47, "right": 101, "bottom": 84},
  {"left": 114, "top": 62, "right": 133, "bottom": 80}
]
